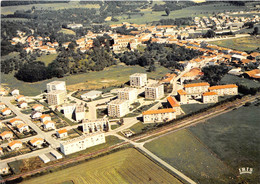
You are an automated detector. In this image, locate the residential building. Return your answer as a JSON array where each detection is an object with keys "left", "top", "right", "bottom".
[
  {"left": 177, "top": 89, "right": 188, "bottom": 104},
  {"left": 184, "top": 82, "right": 210, "bottom": 98},
  {"left": 202, "top": 92, "right": 218, "bottom": 103},
  {"left": 1, "top": 108, "right": 11, "bottom": 116},
  {"left": 31, "top": 111, "right": 42, "bottom": 119},
  {"left": 82, "top": 118, "right": 110, "bottom": 133},
  {"left": 17, "top": 123, "right": 29, "bottom": 133},
  {"left": 0, "top": 147, "right": 3, "bottom": 155},
  {"left": 32, "top": 104, "right": 44, "bottom": 112},
  {"left": 142, "top": 109, "right": 176, "bottom": 123},
  {"left": 160, "top": 73, "right": 177, "bottom": 84},
  {"left": 167, "top": 96, "right": 182, "bottom": 115},
  {"left": 60, "top": 133, "right": 106, "bottom": 155},
  {"left": 0, "top": 163, "right": 9, "bottom": 175},
  {"left": 30, "top": 138, "right": 44, "bottom": 147},
  {"left": 130, "top": 73, "right": 147, "bottom": 88},
  {"left": 209, "top": 84, "right": 238, "bottom": 96},
  {"left": 0, "top": 103, "right": 6, "bottom": 110},
  {"left": 180, "top": 68, "right": 204, "bottom": 84},
  {"left": 62, "top": 104, "right": 76, "bottom": 119},
  {"left": 46, "top": 81, "right": 66, "bottom": 93},
  {"left": 9, "top": 118, "right": 23, "bottom": 126},
  {"left": 8, "top": 140, "right": 22, "bottom": 150},
  {"left": 39, "top": 154, "right": 50, "bottom": 163},
  {"left": 40, "top": 114, "right": 51, "bottom": 123},
  {"left": 43, "top": 120, "right": 55, "bottom": 130},
  {"left": 16, "top": 95, "right": 25, "bottom": 102},
  {"left": 75, "top": 104, "right": 85, "bottom": 122},
  {"left": 0, "top": 131, "right": 13, "bottom": 140},
  {"left": 57, "top": 129, "right": 68, "bottom": 138},
  {"left": 47, "top": 90, "right": 67, "bottom": 105},
  {"left": 108, "top": 99, "right": 129, "bottom": 117},
  {"left": 81, "top": 90, "right": 102, "bottom": 100},
  {"left": 117, "top": 87, "right": 137, "bottom": 103},
  {"left": 18, "top": 101, "right": 27, "bottom": 108},
  {"left": 145, "top": 83, "right": 164, "bottom": 99},
  {"left": 11, "top": 89, "right": 19, "bottom": 96}
]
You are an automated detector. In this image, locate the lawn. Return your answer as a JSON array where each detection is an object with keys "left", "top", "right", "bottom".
[
  {"left": 220, "top": 74, "right": 260, "bottom": 89},
  {"left": 144, "top": 129, "right": 234, "bottom": 184},
  {"left": 36, "top": 54, "right": 58, "bottom": 66},
  {"left": 181, "top": 103, "right": 211, "bottom": 115},
  {"left": 209, "top": 36, "right": 260, "bottom": 52},
  {"left": 58, "top": 28, "right": 76, "bottom": 35},
  {"left": 128, "top": 121, "right": 158, "bottom": 134},
  {"left": 1, "top": 64, "right": 170, "bottom": 96},
  {"left": 188, "top": 101, "right": 260, "bottom": 183},
  {"left": 22, "top": 148, "right": 182, "bottom": 184}
]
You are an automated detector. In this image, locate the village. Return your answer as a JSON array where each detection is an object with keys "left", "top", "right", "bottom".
[{"left": 1, "top": 8, "right": 260, "bottom": 181}]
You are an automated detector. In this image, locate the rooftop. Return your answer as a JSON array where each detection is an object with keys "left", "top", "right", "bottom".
[
  {"left": 177, "top": 89, "right": 187, "bottom": 95},
  {"left": 142, "top": 108, "right": 176, "bottom": 115},
  {"left": 184, "top": 82, "right": 210, "bottom": 88},
  {"left": 167, "top": 96, "right": 180, "bottom": 107},
  {"left": 203, "top": 92, "right": 218, "bottom": 96},
  {"left": 209, "top": 84, "right": 238, "bottom": 90}
]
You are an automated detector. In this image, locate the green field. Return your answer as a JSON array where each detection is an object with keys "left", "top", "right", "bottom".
[
  {"left": 221, "top": 74, "right": 260, "bottom": 88},
  {"left": 36, "top": 54, "right": 58, "bottom": 66},
  {"left": 58, "top": 28, "right": 76, "bottom": 35},
  {"left": 189, "top": 101, "right": 260, "bottom": 183},
  {"left": 22, "top": 148, "right": 182, "bottom": 184},
  {"left": 181, "top": 103, "right": 211, "bottom": 115},
  {"left": 110, "top": 2, "right": 245, "bottom": 25},
  {"left": 128, "top": 122, "right": 158, "bottom": 134},
  {"left": 209, "top": 36, "right": 260, "bottom": 52},
  {"left": 144, "top": 129, "right": 234, "bottom": 183},
  {"left": 1, "top": 2, "right": 100, "bottom": 15},
  {"left": 1, "top": 64, "right": 170, "bottom": 96}
]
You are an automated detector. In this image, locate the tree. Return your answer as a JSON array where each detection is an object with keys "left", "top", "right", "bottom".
[
  {"left": 148, "top": 64, "right": 156, "bottom": 72},
  {"left": 252, "top": 27, "right": 259, "bottom": 35},
  {"left": 204, "top": 29, "right": 216, "bottom": 38},
  {"left": 165, "top": 8, "right": 170, "bottom": 16}
]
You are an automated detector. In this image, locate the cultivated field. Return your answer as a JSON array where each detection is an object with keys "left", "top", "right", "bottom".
[
  {"left": 189, "top": 101, "right": 260, "bottom": 183},
  {"left": 144, "top": 129, "right": 234, "bottom": 183},
  {"left": 22, "top": 148, "right": 182, "bottom": 184},
  {"left": 209, "top": 36, "right": 260, "bottom": 52},
  {"left": 58, "top": 28, "right": 76, "bottom": 35},
  {"left": 221, "top": 74, "right": 260, "bottom": 89},
  {"left": 1, "top": 64, "right": 170, "bottom": 96}
]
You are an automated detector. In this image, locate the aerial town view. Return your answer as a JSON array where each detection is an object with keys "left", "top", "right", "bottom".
[{"left": 0, "top": 0, "right": 259, "bottom": 183}]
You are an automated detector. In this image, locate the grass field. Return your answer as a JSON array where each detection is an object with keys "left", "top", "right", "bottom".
[
  {"left": 110, "top": 2, "right": 245, "bottom": 25},
  {"left": 209, "top": 36, "right": 260, "bottom": 52},
  {"left": 36, "top": 54, "right": 58, "bottom": 66},
  {"left": 189, "top": 101, "right": 260, "bottom": 183},
  {"left": 22, "top": 148, "right": 182, "bottom": 184},
  {"left": 1, "top": 64, "right": 170, "bottom": 96},
  {"left": 181, "top": 103, "right": 211, "bottom": 115},
  {"left": 1, "top": 2, "right": 100, "bottom": 15},
  {"left": 58, "top": 28, "right": 76, "bottom": 35},
  {"left": 128, "top": 122, "right": 157, "bottom": 134},
  {"left": 220, "top": 74, "right": 260, "bottom": 88},
  {"left": 144, "top": 129, "right": 234, "bottom": 183}
]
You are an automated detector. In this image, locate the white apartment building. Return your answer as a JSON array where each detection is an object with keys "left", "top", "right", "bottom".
[
  {"left": 75, "top": 104, "right": 85, "bottom": 122},
  {"left": 47, "top": 90, "right": 67, "bottom": 105},
  {"left": 202, "top": 92, "right": 218, "bottom": 103},
  {"left": 117, "top": 87, "right": 137, "bottom": 103},
  {"left": 108, "top": 99, "right": 129, "bottom": 117},
  {"left": 130, "top": 73, "right": 147, "bottom": 88},
  {"left": 62, "top": 104, "right": 76, "bottom": 119},
  {"left": 184, "top": 82, "right": 210, "bottom": 98},
  {"left": 82, "top": 118, "right": 110, "bottom": 133},
  {"left": 145, "top": 83, "right": 164, "bottom": 99},
  {"left": 47, "top": 81, "right": 66, "bottom": 93},
  {"left": 142, "top": 109, "right": 176, "bottom": 123},
  {"left": 209, "top": 84, "right": 238, "bottom": 96},
  {"left": 60, "top": 133, "right": 106, "bottom": 155},
  {"left": 177, "top": 89, "right": 188, "bottom": 104}
]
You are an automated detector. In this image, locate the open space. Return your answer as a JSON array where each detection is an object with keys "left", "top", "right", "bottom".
[
  {"left": 22, "top": 148, "right": 182, "bottom": 184},
  {"left": 1, "top": 64, "right": 170, "bottom": 96},
  {"left": 189, "top": 100, "right": 260, "bottom": 183},
  {"left": 220, "top": 74, "right": 260, "bottom": 89},
  {"left": 209, "top": 36, "right": 260, "bottom": 52},
  {"left": 36, "top": 54, "right": 58, "bottom": 66},
  {"left": 144, "top": 129, "right": 234, "bottom": 183}
]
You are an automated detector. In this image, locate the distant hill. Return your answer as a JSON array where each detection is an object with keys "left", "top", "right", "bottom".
[{"left": 1, "top": 0, "right": 69, "bottom": 7}]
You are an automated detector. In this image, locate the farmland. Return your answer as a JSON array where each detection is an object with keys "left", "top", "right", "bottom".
[
  {"left": 209, "top": 36, "right": 260, "bottom": 52},
  {"left": 144, "top": 129, "right": 234, "bottom": 184},
  {"left": 58, "top": 28, "right": 76, "bottom": 35},
  {"left": 1, "top": 64, "right": 170, "bottom": 96},
  {"left": 22, "top": 148, "right": 182, "bottom": 184},
  {"left": 220, "top": 74, "right": 260, "bottom": 89},
  {"left": 189, "top": 100, "right": 260, "bottom": 183}
]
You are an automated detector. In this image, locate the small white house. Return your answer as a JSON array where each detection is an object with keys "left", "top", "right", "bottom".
[
  {"left": 0, "top": 103, "right": 6, "bottom": 110},
  {"left": 11, "top": 89, "right": 19, "bottom": 96},
  {"left": 0, "top": 131, "right": 13, "bottom": 140},
  {"left": 9, "top": 118, "right": 23, "bottom": 126},
  {"left": 30, "top": 138, "right": 44, "bottom": 147},
  {"left": 40, "top": 114, "right": 51, "bottom": 123},
  {"left": 17, "top": 123, "right": 29, "bottom": 133},
  {"left": 16, "top": 95, "right": 26, "bottom": 102},
  {"left": 43, "top": 121, "right": 55, "bottom": 130},
  {"left": 8, "top": 140, "right": 22, "bottom": 150},
  {"left": 57, "top": 129, "right": 68, "bottom": 138},
  {"left": 81, "top": 90, "right": 102, "bottom": 100},
  {"left": 18, "top": 101, "right": 28, "bottom": 109},
  {"left": 31, "top": 111, "right": 42, "bottom": 119},
  {"left": 1, "top": 108, "right": 11, "bottom": 116},
  {"left": 32, "top": 104, "right": 44, "bottom": 112},
  {"left": 0, "top": 163, "right": 9, "bottom": 175}
]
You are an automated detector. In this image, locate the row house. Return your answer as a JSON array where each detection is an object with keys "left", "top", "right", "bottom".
[
  {"left": 142, "top": 109, "right": 176, "bottom": 124},
  {"left": 184, "top": 82, "right": 210, "bottom": 99},
  {"left": 202, "top": 92, "right": 218, "bottom": 104},
  {"left": 82, "top": 119, "right": 110, "bottom": 133},
  {"left": 209, "top": 84, "right": 238, "bottom": 96}
]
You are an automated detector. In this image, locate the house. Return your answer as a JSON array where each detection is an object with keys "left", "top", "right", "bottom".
[
  {"left": 16, "top": 95, "right": 25, "bottom": 102},
  {"left": 9, "top": 118, "right": 23, "bottom": 126},
  {"left": 11, "top": 89, "right": 19, "bottom": 96},
  {"left": 202, "top": 92, "right": 218, "bottom": 103},
  {"left": 244, "top": 69, "right": 260, "bottom": 80},
  {"left": 1, "top": 108, "right": 11, "bottom": 116},
  {"left": 40, "top": 114, "right": 51, "bottom": 123},
  {"left": 31, "top": 111, "right": 42, "bottom": 119},
  {"left": 0, "top": 131, "right": 13, "bottom": 140},
  {"left": 0, "top": 163, "right": 9, "bottom": 175},
  {"left": 0, "top": 87, "right": 8, "bottom": 96},
  {"left": 8, "top": 140, "right": 22, "bottom": 150},
  {"left": 43, "top": 120, "right": 55, "bottom": 130},
  {"left": 74, "top": 104, "right": 85, "bottom": 122},
  {"left": 180, "top": 68, "right": 204, "bottom": 84},
  {"left": 17, "top": 123, "right": 29, "bottom": 133},
  {"left": 142, "top": 109, "right": 176, "bottom": 123},
  {"left": 160, "top": 73, "right": 177, "bottom": 84},
  {"left": 18, "top": 101, "right": 27, "bottom": 108},
  {"left": 81, "top": 90, "right": 102, "bottom": 100},
  {"left": 0, "top": 103, "right": 6, "bottom": 110},
  {"left": 57, "top": 129, "right": 68, "bottom": 138},
  {"left": 32, "top": 104, "right": 44, "bottom": 112},
  {"left": 209, "top": 84, "right": 238, "bottom": 96},
  {"left": 0, "top": 147, "right": 3, "bottom": 155},
  {"left": 30, "top": 138, "right": 44, "bottom": 147}
]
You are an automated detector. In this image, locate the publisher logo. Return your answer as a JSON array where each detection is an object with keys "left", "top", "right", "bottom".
[{"left": 239, "top": 167, "right": 253, "bottom": 175}]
